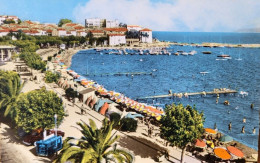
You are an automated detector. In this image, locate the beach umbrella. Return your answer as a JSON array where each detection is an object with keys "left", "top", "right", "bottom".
[
  {"left": 220, "top": 135, "right": 233, "bottom": 143},
  {"left": 205, "top": 128, "right": 217, "bottom": 134},
  {"left": 195, "top": 139, "right": 206, "bottom": 149},
  {"left": 227, "top": 146, "right": 244, "bottom": 158},
  {"left": 214, "top": 147, "right": 231, "bottom": 160}
]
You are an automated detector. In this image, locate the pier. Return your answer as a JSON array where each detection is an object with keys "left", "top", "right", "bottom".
[
  {"left": 136, "top": 88, "right": 238, "bottom": 100},
  {"left": 86, "top": 72, "right": 153, "bottom": 77}
]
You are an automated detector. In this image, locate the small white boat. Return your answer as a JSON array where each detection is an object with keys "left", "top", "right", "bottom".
[
  {"left": 239, "top": 91, "right": 248, "bottom": 96},
  {"left": 188, "top": 50, "right": 197, "bottom": 55},
  {"left": 181, "top": 52, "right": 188, "bottom": 56},
  {"left": 139, "top": 59, "right": 143, "bottom": 62},
  {"left": 200, "top": 72, "right": 209, "bottom": 75}
]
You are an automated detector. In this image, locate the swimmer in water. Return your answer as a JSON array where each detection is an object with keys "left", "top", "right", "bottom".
[
  {"left": 243, "top": 117, "right": 246, "bottom": 123},
  {"left": 253, "top": 127, "right": 256, "bottom": 134},
  {"left": 241, "top": 126, "right": 245, "bottom": 134}
]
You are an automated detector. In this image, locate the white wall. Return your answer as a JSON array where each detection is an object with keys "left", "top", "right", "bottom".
[
  {"left": 109, "top": 35, "right": 126, "bottom": 46},
  {"left": 140, "top": 31, "right": 152, "bottom": 43}
]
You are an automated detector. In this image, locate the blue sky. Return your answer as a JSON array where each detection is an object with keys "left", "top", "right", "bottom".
[{"left": 0, "top": 0, "right": 259, "bottom": 32}]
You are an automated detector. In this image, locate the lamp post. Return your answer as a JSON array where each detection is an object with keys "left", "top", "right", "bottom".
[{"left": 54, "top": 114, "right": 57, "bottom": 136}]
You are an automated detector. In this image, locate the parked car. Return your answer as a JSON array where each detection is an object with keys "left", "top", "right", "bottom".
[{"left": 22, "top": 128, "right": 65, "bottom": 146}]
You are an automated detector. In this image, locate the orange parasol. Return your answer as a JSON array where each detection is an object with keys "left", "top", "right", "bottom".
[
  {"left": 227, "top": 146, "right": 244, "bottom": 158},
  {"left": 214, "top": 147, "right": 231, "bottom": 160},
  {"left": 195, "top": 139, "right": 206, "bottom": 148},
  {"left": 205, "top": 128, "right": 217, "bottom": 134}
]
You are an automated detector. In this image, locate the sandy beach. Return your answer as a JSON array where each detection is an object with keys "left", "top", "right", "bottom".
[{"left": 0, "top": 47, "right": 258, "bottom": 163}]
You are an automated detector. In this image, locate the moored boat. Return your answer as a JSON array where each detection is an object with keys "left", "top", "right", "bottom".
[
  {"left": 217, "top": 54, "right": 231, "bottom": 59},
  {"left": 202, "top": 51, "right": 212, "bottom": 54}
]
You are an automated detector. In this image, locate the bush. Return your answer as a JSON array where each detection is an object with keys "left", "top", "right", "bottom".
[
  {"left": 47, "top": 56, "right": 52, "bottom": 61},
  {"left": 120, "top": 118, "right": 138, "bottom": 132},
  {"left": 109, "top": 112, "right": 121, "bottom": 128},
  {"left": 65, "top": 88, "right": 78, "bottom": 100},
  {"left": 45, "top": 71, "right": 60, "bottom": 83}
]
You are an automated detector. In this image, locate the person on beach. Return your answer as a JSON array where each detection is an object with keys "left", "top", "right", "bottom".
[
  {"left": 81, "top": 104, "right": 86, "bottom": 115},
  {"left": 228, "top": 122, "right": 232, "bottom": 131},
  {"left": 214, "top": 123, "right": 217, "bottom": 131},
  {"left": 241, "top": 126, "right": 245, "bottom": 133}
]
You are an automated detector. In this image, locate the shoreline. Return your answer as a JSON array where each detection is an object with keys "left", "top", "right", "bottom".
[
  {"left": 0, "top": 47, "right": 258, "bottom": 162},
  {"left": 63, "top": 48, "right": 258, "bottom": 152}
]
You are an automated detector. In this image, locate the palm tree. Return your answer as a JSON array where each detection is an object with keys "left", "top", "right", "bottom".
[
  {"left": 54, "top": 118, "right": 134, "bottom": 163},
  {"left": 0, "top": 71, "right": 24, "bottom": 119}
]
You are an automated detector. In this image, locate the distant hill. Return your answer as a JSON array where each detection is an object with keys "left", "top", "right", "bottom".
[{"left": 237, "top": 28, "right": 260, "bottom": 33}]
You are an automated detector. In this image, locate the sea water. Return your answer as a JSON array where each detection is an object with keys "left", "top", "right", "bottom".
[{"left": 71, "top": 32, "right": 260, "bottom": 150}]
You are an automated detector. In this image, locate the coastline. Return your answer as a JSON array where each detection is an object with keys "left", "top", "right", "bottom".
[
  {"left": 0, "top": 46, "right": 258, "bottom": 163},
  {"left": 65, "top": 48, "right": 258, "bottom": 154}
]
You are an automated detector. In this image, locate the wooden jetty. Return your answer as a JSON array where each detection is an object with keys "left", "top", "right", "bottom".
[
  {"left": 137, "top": 89, "right": 238, "bottom": 100},
  {"left": 86, "top": 72, "right": 153, "bottom": 77}
]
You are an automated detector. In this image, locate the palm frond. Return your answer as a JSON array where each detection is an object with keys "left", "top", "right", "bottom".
[{"left": 59, "top": 146, "right": 83, "bottom": 163}]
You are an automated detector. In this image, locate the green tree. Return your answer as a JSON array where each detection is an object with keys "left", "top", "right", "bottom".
[
  {"left": 3, "top": 19, "right": 15, "bottom": 24},
  {"left": 0, "top": 70, "right": 24, "bottom": 119},
  {"left": 14, "top": 88, "right": 65, "bottom": 133},
  {"left": 54, "top": 118, "right": 134, "bottom": 163},
  {"left": 45, "top": 71, "right": 60, "bottom": 83},
  {"left": 160, "top": 103, "right": 204, "bottom": 163},
  {"left": 58, "top": 19, "right": 72, "bottom": 27}
]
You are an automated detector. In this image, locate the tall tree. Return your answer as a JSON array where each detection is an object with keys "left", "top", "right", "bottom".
[
  {"left": 160, "top": 103, "right": 204, "bottom": 163},
  {"left": 58, "top": 19, "right": 72, "bottom": 27},
  {"left": 14, "top": 88, "right": 65, "bottom": 133},
  {"left": 54, "top": 118, "right": 134, "bottom": 163},
  {"left": 0, "top": 70, "right": 24, "bottom": 119}
]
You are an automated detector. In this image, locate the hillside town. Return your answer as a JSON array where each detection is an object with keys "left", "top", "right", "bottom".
[{"left": 0, "top": 15, "right": 153, "bottom": 46}]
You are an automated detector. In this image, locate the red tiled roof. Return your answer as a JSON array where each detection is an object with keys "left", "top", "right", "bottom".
[
  {"left": 0, "top": 29, "right": 9, "bottom": 32},
  {"left": 45, "top": 29, "right": 53, "bottom": 33},
  {"left": 105, "top": 28, "right": 127, "bottom": 32},
  {"left": 25, "top": 21, "right": 34, "bottom": 24},
  {"left": 64, "top": 23, "right": 77, "bottom": 27},
  {"left": 140, "top": 28, "right": 152, "bottom": 31},
  {"left": 22, "top": 30, "right": 31, "bottom": 33},
  {"left": 127, "top": 25, "right": 141, "bottom": 28},
  {"left": 30, "top": 30, "right": 39, "bottom": 33},
  {"left": 108, "top": 34, "right": 125, "bottom": 36},
  {"left": 58, "top": 28, "right": 65, "bottom": 31},
  {"left": 90, "top": 30, "right": 103, "bottom": 33},
  {"left": 74, "top": 26, "right": 85, "bottom": 30}
]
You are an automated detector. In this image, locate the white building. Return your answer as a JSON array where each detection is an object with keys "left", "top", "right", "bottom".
[
  {"left": 85, "top": 18, "right": 106, "bottom": 28},
  {"left": 0, "top": 29, "right": 9, "bottom": 37},
  {"left": 127, "top": 25, "right": 143, "bottom": 32},
  {"left": 52, "top": 28, "right": 67, "bottom": 37},
  {"left": 108, "top": 34, "right": 126, "bottom": 46},
  {"left": 106, "top": 19, "right": 119, "bottom": 28},
  {"left": 140, "top": 28, "right": 152, "bottom": 43}
]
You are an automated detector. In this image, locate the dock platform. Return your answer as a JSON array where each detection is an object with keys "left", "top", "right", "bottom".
[
  {"left": 86, "top": 72, "right": 153, "bottom": 77},
  {"left": 137, "top": 89, "right": 238, "bottom": 100}
]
